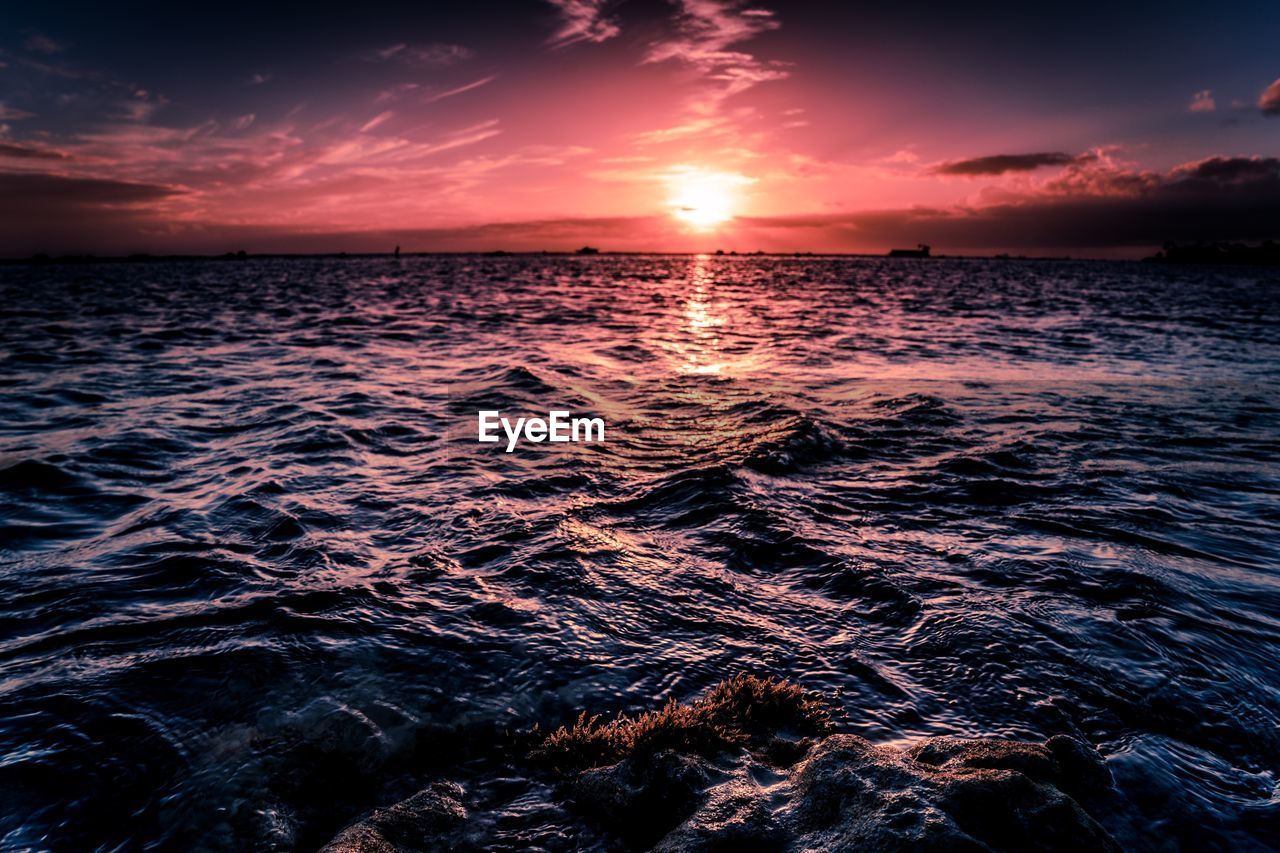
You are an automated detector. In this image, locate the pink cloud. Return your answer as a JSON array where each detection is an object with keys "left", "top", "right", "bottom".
[
  {"left": 644, "top": 0, "right": 786, "bottom": 102},
  {"left": 635, "top": 1, "right": 787, "bottom": 144},
  {"left": 544, "top": 0, "right": 621, "bottom": 48},
  {"left": 1260, "top": 78, "right": 1280, "bottom": 116},
  {"left": 1188, "top": 89, "right": 1215, "bottom": 113},
  {"left": 645, "top": 0, "right": 780, "bottom": 67},
  {"left": 424, "top": 74, "right": 499, "bottom": 104},
  {"left": 358, "top": 111, "right": 394, "bottom": 133}
]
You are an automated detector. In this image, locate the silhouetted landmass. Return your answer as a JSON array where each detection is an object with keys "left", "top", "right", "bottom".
[
  {"left": 888, "top": 243, "right": 931, "bottom": 258},
  {"left": 1144, "top": 240, "right": 1280, "bottom": 266}
]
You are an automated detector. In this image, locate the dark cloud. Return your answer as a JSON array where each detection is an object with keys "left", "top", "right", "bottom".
[
  {"left": 23, "top": 32, "right": 65, "bottom": 54},
  {"left": 0, "top": 171, "right": 180, "bottom": 205},
  {"left": 1260, "top": 79, "right": 1280, "bottom": 116},
  {"left": 934, "top": 152, "right": 1095, "bottom": 176},
  {"left": 0, "top": 172, "right": 184, "bottom": 255},
  {"left": 1173, "top": 155, "right": 1280, "bottom": 184},
  {"left": 746, "top": 156, "right": 1280, "bottom": 250},
  {"left": 359, "top": 42, "right": 473, "bottom": 66}
]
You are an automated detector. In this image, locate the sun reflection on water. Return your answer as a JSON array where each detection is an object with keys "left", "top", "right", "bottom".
[{"left": 649, "top": 255, "right": 733, "bottom": 376}]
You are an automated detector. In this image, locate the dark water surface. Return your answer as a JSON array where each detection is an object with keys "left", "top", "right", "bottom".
[{"left": 1, "top": 256, "right": 1278, "bottom": 849}]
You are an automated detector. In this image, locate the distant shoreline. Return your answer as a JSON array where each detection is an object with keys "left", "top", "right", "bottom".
[
  {"left": 3, "top": 247, "right": 1277, "bottom": 266},
  {"left": 1, "top": 250, "right": 1117, "bottom": 266}
]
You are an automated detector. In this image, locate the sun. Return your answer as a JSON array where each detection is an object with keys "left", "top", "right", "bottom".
[{"left": 666, "top": 167, "right": 749, "bottom": 230}]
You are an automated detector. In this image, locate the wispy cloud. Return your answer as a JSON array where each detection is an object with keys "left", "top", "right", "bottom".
[
  {"left": 0, "top": 141, "right": 69, "bottom": 160},
  {"left": 1260, "top": 78, "right": 1280, "bottom": 116},
  {"left": 113, "top": 91, "right": 169, "bottom": 123},
  {"left": 0, "top": 103, "right": 36, "bottom": 121},
  {"left": 248, "top": 72, "right": 272, "bottom": 86},
  {"left": 413, "top": 120, "right": 504, "bottom": 157},
  {"left": 646, "top": 1, "right": 780, "bottom": 66},
  {"left": 636, "top": 1, "right": 787, "bottom": 144},
  {"left": 5, "top": 105, "right": 504, "bottom": 227},
  {"left": 645, "top": 0, "right": 786, "bottom": 100},
  {"left": 424, "top": 74, "right": 499, "bottom": 104},
  {"left": 3, "top": 52, "right": 172, "bottom": 128},
  {"left": 23, "top": 32, "right": 65, "bottom": 54},
  {"left": 360, "top": 43, "right": 474, "bottom": 66},
  {"left": 1189, "top": 89, "right": 1215, "bottom": 113},
  {"left": 358, "top": 111, "right": 394, "bottom": 133},
  {"left": 375, "top": 82, "right": 420, "bottom": 103},
  {"left": 632, "top": 115, "right": 732, "bottom": 145},
  {"left": 544, "top": 0, "right": 621, "bottom": 48}
]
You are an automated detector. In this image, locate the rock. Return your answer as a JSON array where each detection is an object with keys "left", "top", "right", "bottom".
[
  {"left": 570, "top": 750, "right": 714, "bottom": 845},
  {"left": 286, "top": 697, "right": 395, "bottom": 777},
  {"left": 320, "top": 781, "right": 466, "bottom": 853},
  {"left": 909, "top": 735, "right": 1063, "bottom": 777},
  {"left": 1046, "top": 734, "right": 1115, "bottom": 798},
  {"left": 561, "top": 733, "right": 1118, "bottom": 851},
  {"left": 783, "top": 734, "right": 1118, "bottom": 851},
  {"left": 324, "top": 679, "right": 1121, "bottom": 851},
  {"left": 653, "top": 762, "right": 785, "bottom": 852}
]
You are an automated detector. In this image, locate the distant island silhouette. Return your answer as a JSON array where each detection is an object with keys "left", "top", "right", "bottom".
[
  {"left": 888, "top": 243, "right": 931, "bottom": 258},
  {"left": 1143, "top": 240, "right": 1280, "bottom": 266},
  {"left": 16, "top": 243, "right": 1280, "bottom": 265}
]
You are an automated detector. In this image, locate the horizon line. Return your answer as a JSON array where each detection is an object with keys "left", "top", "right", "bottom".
[{"left": 2, "top": 249, "right": 1140, "bottom": 264}]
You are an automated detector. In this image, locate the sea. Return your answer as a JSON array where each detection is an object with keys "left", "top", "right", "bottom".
[{"left": 1, "top": 255, "right": 1277, "bottom": 849}]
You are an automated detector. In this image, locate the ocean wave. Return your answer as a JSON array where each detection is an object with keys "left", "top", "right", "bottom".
[{"left": 1, "top": 256, "right": 1277, "bottom": 849}]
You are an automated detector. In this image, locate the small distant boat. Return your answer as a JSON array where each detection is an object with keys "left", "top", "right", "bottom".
[
  {"left": 888, "top": 244, "right": 931, "bottom": 258},
  {"left": 576, "top": 246, "right": 600, "bottom": 255}
]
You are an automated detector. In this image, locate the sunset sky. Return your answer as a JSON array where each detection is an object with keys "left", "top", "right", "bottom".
[{"left": 1, "top": 0, "right": 1278, "bottom": 256}]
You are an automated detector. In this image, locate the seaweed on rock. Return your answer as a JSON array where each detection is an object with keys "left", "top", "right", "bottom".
[{"left": 322, "top": 676, "right": 1121, "bottom": 852}]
